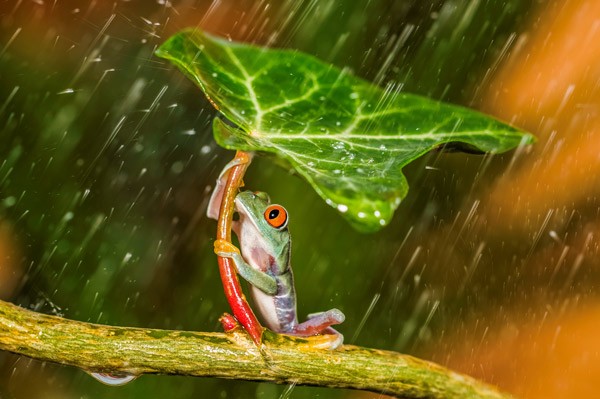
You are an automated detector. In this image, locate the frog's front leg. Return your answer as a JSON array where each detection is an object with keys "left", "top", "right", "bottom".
[{"left": 214, "top": 239, "right": 277, "bottom": 295}]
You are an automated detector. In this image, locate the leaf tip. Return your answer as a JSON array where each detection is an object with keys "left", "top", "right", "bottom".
[{"left": 521, "top": 132, "right": 537, "bottom": 145}]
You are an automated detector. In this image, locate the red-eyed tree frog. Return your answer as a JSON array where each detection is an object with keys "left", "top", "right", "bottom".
[{"left": 207, "top": 158, "right": 345, "bottom": 349}]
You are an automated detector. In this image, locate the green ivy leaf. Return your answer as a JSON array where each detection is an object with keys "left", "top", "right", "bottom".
[{"left": 156, "top": 29, "right": 534, "bottom": 232}]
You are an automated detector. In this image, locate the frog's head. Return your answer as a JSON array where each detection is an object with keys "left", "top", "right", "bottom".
[{"left": 235, "top": 191, "right": 290, "bottom": 249}]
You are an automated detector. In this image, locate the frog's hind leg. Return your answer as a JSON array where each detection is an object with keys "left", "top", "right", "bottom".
[
  {"left": 289, "top": 309, "right": 345, "bottom": 349},
  {"left": 293, "top": 309, "right": 345, "bottom": 336}
]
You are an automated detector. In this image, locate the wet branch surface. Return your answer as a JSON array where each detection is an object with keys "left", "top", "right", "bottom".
[{"left": 0, "top": 299, "right": 512, "bottom": 398}]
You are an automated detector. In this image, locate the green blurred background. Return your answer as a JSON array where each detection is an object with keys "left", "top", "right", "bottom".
[{"left": 5, "top": 1, "right": 599, "bottom": 398}]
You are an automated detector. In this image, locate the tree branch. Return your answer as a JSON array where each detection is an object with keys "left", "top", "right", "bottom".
[{"left": 0, "top": 300, "right": 512, "bottom": 398}]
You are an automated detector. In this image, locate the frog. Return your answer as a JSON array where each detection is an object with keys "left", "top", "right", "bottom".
[{"left": 207, "top": 158, "right": 345, "bottom": 348}]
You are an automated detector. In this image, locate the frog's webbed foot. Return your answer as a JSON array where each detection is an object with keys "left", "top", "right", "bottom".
[
  {"left": 206, "top": 153, "right": 253, "bottom": 220},
  {"left": 214, "top": 239, "right": 241, "bottom": 257},
  {"left": 290, "top": 308, "right": 345, "bottom": 349}
]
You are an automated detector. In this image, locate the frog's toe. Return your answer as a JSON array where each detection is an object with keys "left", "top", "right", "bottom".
[
  {"left": 214, "top": 239, "right": 240, "bottom": 257},
  {"left": 329, "top": 309, "right": 345, "bottom": 324},
  {"left": 307, "top": 308, "right": 345, "bottom": 324},
  {"left": 324, "top": 330, "right": 344, "bottom": 350}
]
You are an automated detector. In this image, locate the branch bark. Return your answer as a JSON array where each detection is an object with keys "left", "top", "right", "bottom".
[{"left": 0, "top": 299, "right": 512, "bottom": 398}]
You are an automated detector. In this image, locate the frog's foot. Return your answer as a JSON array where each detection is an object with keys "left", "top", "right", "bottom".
[
  {"left": 206, "top": 153, "right": 253, "bottom": 220},
  {"left": 214, "top": 239, "right": 241, "bottom": 258},
  {"left": 290, "top": 309, "right": 345, "bottom": 349},
  {"left": 219, "top": 313, "right": 240, "bottom": 332},
  {"left": 303, "top": 308, "right": 345, "bottom": 331}
]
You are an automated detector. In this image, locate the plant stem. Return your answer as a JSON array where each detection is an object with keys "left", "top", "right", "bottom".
[
  {"left": 0, "top": 299, "right": 512, "bottom": 399},
  {"left": 215, "top": 150, "right": 264, "bottom": 344}
]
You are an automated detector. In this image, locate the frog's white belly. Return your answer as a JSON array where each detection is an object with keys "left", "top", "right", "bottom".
[{"left": 250, "top": 271, "right": 298, "bottom": 333}]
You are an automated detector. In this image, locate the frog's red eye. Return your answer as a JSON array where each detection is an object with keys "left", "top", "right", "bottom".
[{"left": 264, "top": 205, "right": 288, "bottom": 229}]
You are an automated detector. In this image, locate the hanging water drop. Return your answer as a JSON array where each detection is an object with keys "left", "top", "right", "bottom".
[{"left": 88, "top": 371, "right": 139, "bottom": 386}]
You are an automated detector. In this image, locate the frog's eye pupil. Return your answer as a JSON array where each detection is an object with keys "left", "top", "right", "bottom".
[
  {"left": 264, "top": 205, "right": 288, "bottom": 229},
  {"left": 269, "top": 209, "right": 280, "bottom": 219}
]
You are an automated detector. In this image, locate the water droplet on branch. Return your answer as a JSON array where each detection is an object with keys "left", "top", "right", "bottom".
[{"left": 88, "top": 371, "right": 139, "bottom": 386}]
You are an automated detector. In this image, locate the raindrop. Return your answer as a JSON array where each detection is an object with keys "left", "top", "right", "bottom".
[
  {"left": 182, "top": 129, "right": 196, "bottom": 136},
  {"left": 337, "top": 204, "right": 348, "bottom": 213},
  {"left": 200, "top": 145, "right": 211, "bottom": 155},
  {"left": 57, "top": 88, "right": 74, "bottom": 95},
  {"left": 549, "top": 230, "right": 562, "bottom": 243},
  {"left": 3, "top": 196, "right": 16, "bottom": 207},
  {"left": 122, "top": 252, "right": 132, "bottom": 264},
  {"left": 88, "top": 371, "right": 138, "bottom": 386},
  {"left": 374, "top": 210, "right": 381, "bottom": 217},
  {"left": 357, "top": 212, "right": 366, "bottom": 219},
  {"left": 171, "top": 161, "right": 184, "bottom": 174},
  {"left": 349, "top": 92, "right": 359, "bottom": 99}
]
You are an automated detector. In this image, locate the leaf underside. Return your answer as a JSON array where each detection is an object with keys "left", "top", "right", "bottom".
[{"left": 156, "top": 29, "right": 534, "bottom": 232}]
